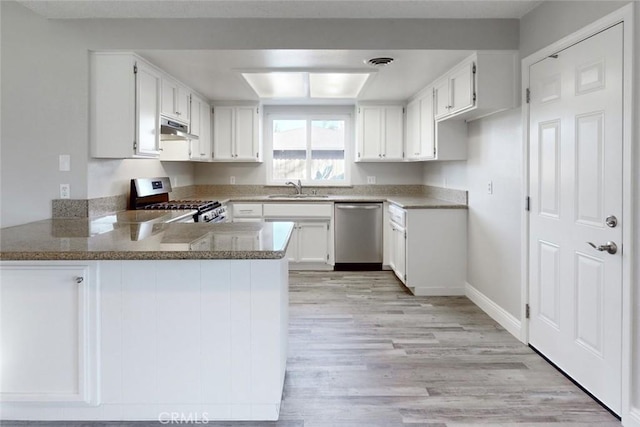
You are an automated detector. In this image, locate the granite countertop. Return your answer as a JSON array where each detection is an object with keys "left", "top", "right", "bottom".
[
  {"left": 202, "top": 194, "right": 467, "bottom": 209},
  {"left": 0, "top": 214, "right": 294, "bottom": 261}
]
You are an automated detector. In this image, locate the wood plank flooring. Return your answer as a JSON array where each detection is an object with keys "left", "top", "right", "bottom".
[{"left": 5, "top": 271, "right": 621, "bottom": 426}]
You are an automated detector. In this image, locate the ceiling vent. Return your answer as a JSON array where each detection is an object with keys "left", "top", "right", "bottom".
[{"left": 366, "top": 57, "right": 394, "bottom": 67}]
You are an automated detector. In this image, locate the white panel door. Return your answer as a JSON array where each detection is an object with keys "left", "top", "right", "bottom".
[{"left": 529, "top": 24, "right": 623, "bottom": 414}]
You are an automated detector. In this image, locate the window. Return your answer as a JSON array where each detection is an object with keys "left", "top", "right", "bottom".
[{"left": 268, "top": 112, "right": 350, "bottom": 185}]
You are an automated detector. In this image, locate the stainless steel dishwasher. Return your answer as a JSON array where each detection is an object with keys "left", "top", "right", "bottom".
[{"left": 334, "top": 202, "right": 383, "bottom": 270}]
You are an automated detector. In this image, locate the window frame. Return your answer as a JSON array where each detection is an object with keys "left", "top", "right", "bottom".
[{"left": 265, "top": 106, "right": 353, "bottom": 187}]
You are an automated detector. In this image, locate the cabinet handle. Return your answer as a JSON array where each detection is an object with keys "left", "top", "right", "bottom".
[
  {"left": 414, "top": 152, "right": 420, "bottom": 155},
  {"left": 382, "top": 154, "right": 386, "bottom": 157},
  {"left": 75, "top": 277, "right": 84, "bottom": 284},
  {"left": 176, "top": 111, "right": 181, "bottom": 116},
  {"left": 378, "top": 154, "right": 382, "bottom": 158}
]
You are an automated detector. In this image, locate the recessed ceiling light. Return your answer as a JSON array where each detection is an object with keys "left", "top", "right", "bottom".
[
  {"left": 366, "top": 57, "right": 394, "bottom": 67},
  {"left": 241, "top": 71, "right": 371, "bottom": 99},
  {"left": 241, "top": 72, "right": 307, "bottom": 98},
  {"left": 309, "top": 73, "right": 371, "bottom": 98}
]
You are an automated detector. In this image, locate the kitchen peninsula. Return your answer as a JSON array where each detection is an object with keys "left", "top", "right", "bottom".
[{"left": 0, "top": 216, "right": 293, "bottom": 421}]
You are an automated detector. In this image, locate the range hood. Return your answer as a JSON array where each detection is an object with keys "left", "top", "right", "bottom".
[{"left": 160, "top": 118, "right": 199, "bottom": 141}]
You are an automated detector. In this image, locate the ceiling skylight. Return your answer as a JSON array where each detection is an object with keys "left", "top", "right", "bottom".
[{"left": 241, "top": 71, "right": 371, "bottom": 99}]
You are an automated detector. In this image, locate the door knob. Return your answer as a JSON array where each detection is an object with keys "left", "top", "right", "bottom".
[{"left": 587, "top": 241, "right": 618, "bottom": 255}]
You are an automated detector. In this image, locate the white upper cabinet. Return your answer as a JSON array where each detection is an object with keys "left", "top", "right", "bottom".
[
  {"left": 433, "top": 52, "right": 517, "bottom": 122},
  {"left": 90, "top": 52, "right": 161, "bottom": 159},
  {"left": 189, "top": 95, "right": 212, "bottom": 161},
  {"left": 161, "top": 77, "right": 190, "bottom": 124},
  {"left": 406, "top": 87, "right": 436, "bottom": 161},
  {"left": 212, "top": 105, "right": 261, "bottom": 162},
  {"left": 356, "top": 105, "right": 404, "bottom": 162}
]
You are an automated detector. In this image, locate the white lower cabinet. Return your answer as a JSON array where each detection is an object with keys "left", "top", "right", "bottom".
[
  {"left": 0, "top": 263, "right": 99, "bottom": 405},
  {"left": 387, "top": 205, "right": 466, "bottom": 296},
  {"left": 263, "top": 203, "right": 333, "bottom": 270},
  {"left": 287, "top": 221, "right": 330, "bottom": 264}
]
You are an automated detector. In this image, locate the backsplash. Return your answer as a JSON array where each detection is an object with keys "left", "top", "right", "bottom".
[{"left": 52, "top": 185, "right": 466, "bottom": 218}]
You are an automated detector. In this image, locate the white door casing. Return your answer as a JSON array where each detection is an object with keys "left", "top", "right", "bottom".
[{"left": 528, "top": 23, "right": 623, "bottom": 414}]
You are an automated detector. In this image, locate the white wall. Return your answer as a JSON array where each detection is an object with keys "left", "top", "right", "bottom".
[
  {"left": 88, "top": 160, "right": 194, "bottom": 198},
  {"left": 422, "top": 161, "right": 467, "bottom": 189},
  {"left": 519, "top": 1, "right": 629, "bottom": 58}
]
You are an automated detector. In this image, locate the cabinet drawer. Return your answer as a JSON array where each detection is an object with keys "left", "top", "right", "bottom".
[
  {"left": 263, "top": 203, "right": 332, "bottom": 218},
  {"left": 232, "top": 203, "right": 263, "bottom": 217},
  {"left": 388, "top": 204, "right": 406, "bottom": 227}
]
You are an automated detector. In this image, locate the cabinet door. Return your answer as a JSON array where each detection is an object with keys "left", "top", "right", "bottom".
[
  {"left": 419, "top": 92, "right": 436, "bottom": 160},
  {"left": 0, "top": 265, "right": 96, "bottom": 403},
  {"left": 177, "top": 86, "right": 191, "bottom": 123},
  {"left": 235, "top": 106, "right": 258, "bottom": 160},
  {"left": 297, "top": 222, "right": 328, "bottom": 263},
  {"left": 212, "top": 106, "right": 234, "bottom": 160},
  {"left": 286, "top": 225, "right": 299, "bottom": 263},
  {"left": 449, "top": 61, "right": 475, "bottom": 114},
  {"left": 406, "top": 99, "right": 421, "bottom": 159},
  {"left": 388, "top": 223, "right": 398, "bottom": 272},
  {"left": 198, "top": 102, "right": 212, "bottom": 160},
  {"left": 161, "top": 77, "right": 178, "bottom": 120},
  {"left": 357, "top": 106, "right": 383, "bottom": 160},
  {"left": 394, "top": 226, "right": 407, "bottom": 283},
  {"left": 433, "top": 78, "right": 450, "bottom": 119},
  {"left": 383, "top": 106, "right": 404, "bottom": 160},
  {"left": 135, "top": 62, "right": 160, "bottom": 157},
  {"left": 190, "top": 96, "right": 202, "bottom": 137}
]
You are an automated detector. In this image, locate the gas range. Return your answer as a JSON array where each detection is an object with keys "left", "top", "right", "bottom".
[{"left": 130, "top": 178, "right": 227, "bottom": 223}]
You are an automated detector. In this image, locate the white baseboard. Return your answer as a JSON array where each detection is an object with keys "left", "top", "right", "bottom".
[
  {"left": 624, "top": 408, "right": 640, "bottom": 427},
  {"left": 465, "top": 282, "right": 523, "bottom": 342}
]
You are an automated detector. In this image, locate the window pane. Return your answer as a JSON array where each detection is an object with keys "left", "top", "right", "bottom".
[
  {"left": 311, "top": 120, "right": 345, "bottom": 181},
  {"left": 273, "top": 120, "right": 307, "bottom": 180}
]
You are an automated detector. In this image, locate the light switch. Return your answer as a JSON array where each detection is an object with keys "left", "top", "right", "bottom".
[
  {"left": 230, "top": 176, "right": 236, "bottom": 184},
  {"left": 367, "top": 176, "right": 376, "bottom": 184},
  {"left": 59, "top": 154, "right": 71, "bottom": 171},
  {"left": 487, "top": 181, "right": 493, "bottom": 195}
]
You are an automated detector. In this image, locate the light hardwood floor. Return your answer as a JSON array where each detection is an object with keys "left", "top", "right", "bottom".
[{"left": 5, "top": 271, "right": 621, "bottom": 426}]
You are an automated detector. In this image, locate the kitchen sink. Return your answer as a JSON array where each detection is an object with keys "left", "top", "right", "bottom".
[{"left": 267, "top": 194, "right": 329, "bottom": 199}]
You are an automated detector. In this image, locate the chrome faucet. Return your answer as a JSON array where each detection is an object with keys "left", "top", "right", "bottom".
[{"left": 285, "top": 179, "right": 303, "bottom": 195}]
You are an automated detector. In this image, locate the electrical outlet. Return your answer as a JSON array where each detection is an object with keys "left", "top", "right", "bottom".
[
  {"left": 230, "top": 176, "right": 236, "bottom": 185},
  {"left": 487, "top": 181, "right": 493, "bottom": 195},
  {"left": 367, "top": 176, "right": 376, "bottom": 184},
  {"left": 60, "top": 184, "right": 70, "bottom": 199},
  {"left": 59, "top": 154, "right": 70, "bottom": 171}
]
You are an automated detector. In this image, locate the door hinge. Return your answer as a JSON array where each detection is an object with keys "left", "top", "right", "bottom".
[
  {"left": 525, "top": 196, "right": 530, "bottom": 212},
  {"left": 211, "top": 107, "right": 214, "bottom": 114},
  {"left": 526, "top": 88, "right": 531, "bottom": 104},
  {"left": 133, "top": 63, "right": 138, "bottom": 74},
  {"left": 133, "top": 141, "right": 137, "bottom": 150},
  {"left": 402, "top": 107, "right": 405, "bottom": 114},
  {"left": 433, "top": 147, "right": 437, "bottom": 157},
  {"left": 256, "top": 152, "right": 259, "bottom": 158},
  {"left": 525, "top": 304, "right": 530, "bottom": 319},
  {"left": 402, "top": 151, "right": 405, "bottom": 158},
  {"left": 404, "top": 274, "right": 407, "bottom": 282},
  {"left": 358, "top": 107, "right": 361, "bottom": 114},
  {"left": 212, "top": 151, "right": 215, "bottom": 158},
  {"left": 358, "top": 152, "right": 361, "bottom": 158},
  {"left": 327, "top": 253, "right": 329, "bottom": 261},
  {"left": 404, "top": 231, "right": 407, "bottom": 239},
  {"left": 473, "top": 92, "right": 477, "bottom": 102},
  {"left": 257, "top": 107, "right": 259, "bottom": 114},
  {"left": 472, "top": 63, "right": 476, "bottom": 74},
  {"left": 326, "top": 223, "right": 330, "bottom": 231}
]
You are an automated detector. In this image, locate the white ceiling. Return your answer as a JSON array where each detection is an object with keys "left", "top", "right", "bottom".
[
  {"left": 136, "top": 49, "right": 473, "bottom": 102},
  {"left": 18, "top": 0, "right": 542, "bottom": 19},
  {"left": 17, "top": 0, "right": 532, "bottom": 103}
]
